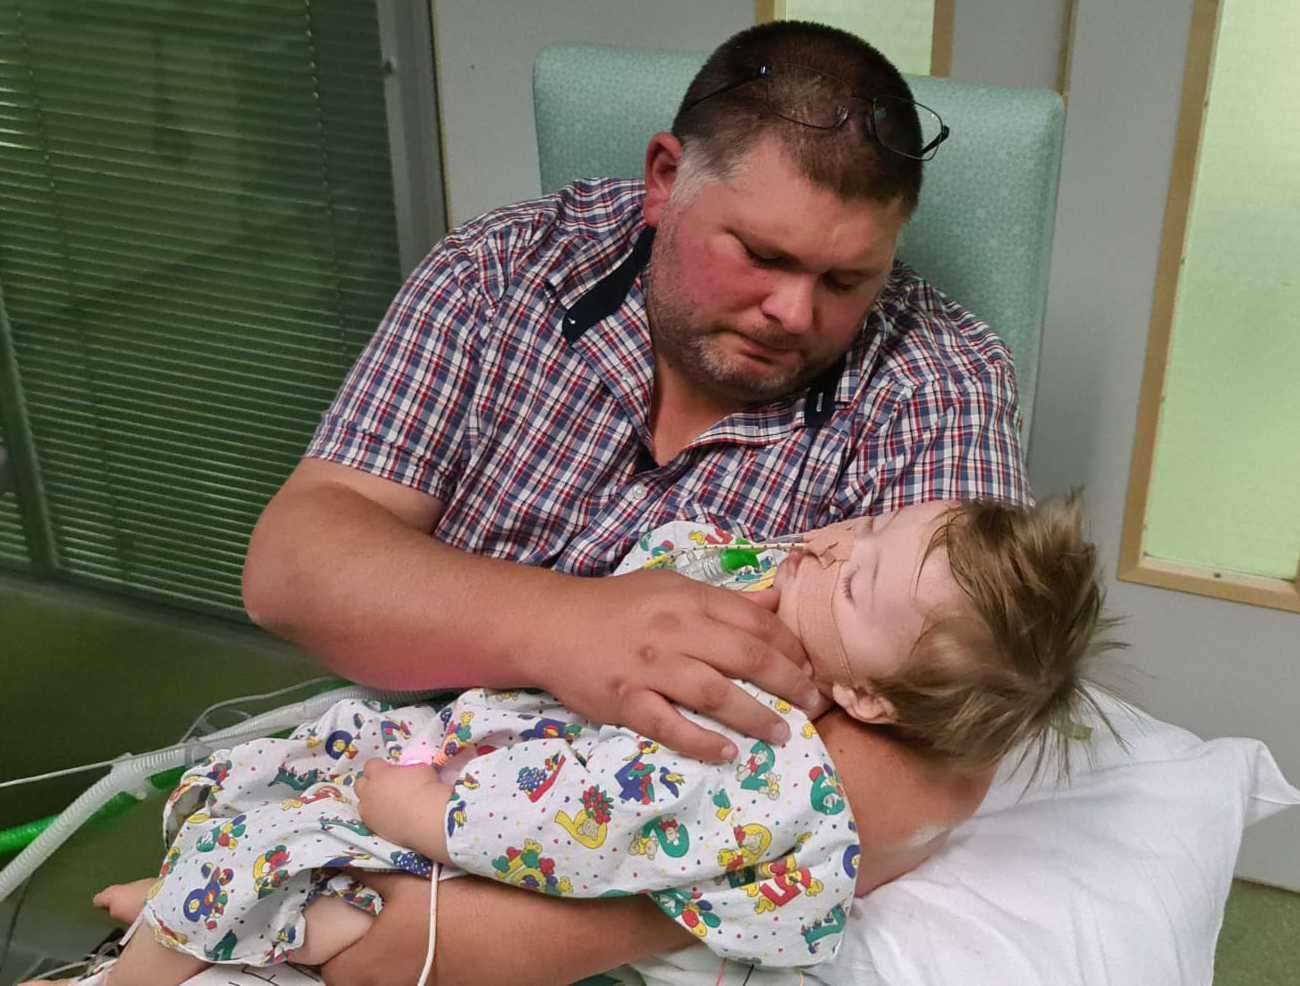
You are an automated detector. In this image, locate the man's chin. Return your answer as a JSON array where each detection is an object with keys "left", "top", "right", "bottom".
[
  {"left": 700, "top": 354, "right": 815, "bottom": 403},
  {"left": 723, "top": 370, "right": 815, "bottom": 405},
  {"left": 657, "top": 335, "right": 814, "bottom": 404}
]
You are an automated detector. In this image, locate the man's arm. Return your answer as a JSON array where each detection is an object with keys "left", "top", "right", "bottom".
[
  {"left": 243, "top": 459, "right": 823, "bottom": 762},
  {"left": 815, "top": 710, "right": 995, "bottom": 895},
  {"left": 321, "top": 871, "right": 694, "bottom": 986},
  {"left": 322, "top": 713, "right": 994, "bottom": 985}
]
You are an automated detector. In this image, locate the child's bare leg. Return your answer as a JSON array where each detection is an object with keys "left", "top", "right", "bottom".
[
  {"left": 287, "top": 894, "right": 376, "bottom": 966},
  {"left": 92, "top": 878, "right": 155, "bottom": 924},
  {"left": 101, "top": 930, "right": 208, "bottom": 986},
  {"left": 15, "top": 880, "right": 173, "bottom": 985}
]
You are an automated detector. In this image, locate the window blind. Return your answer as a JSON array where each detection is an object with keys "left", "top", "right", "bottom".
[
  {"left": 0, "top": 0, "right": 402, "bottom": 615},
  {"left": 0, "top": 434, "right": 29, "bottom": 567}
]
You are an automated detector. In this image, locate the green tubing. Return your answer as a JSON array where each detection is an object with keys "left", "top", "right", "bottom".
[
  {"left": 0, "top": 817, "right": 52, "bottom": 857},
  {"left": 0, "top": 764, "right": 188, "bottom": 859}
]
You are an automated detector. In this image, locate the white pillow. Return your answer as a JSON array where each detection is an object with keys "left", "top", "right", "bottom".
[{"left": 634, "top": 690, "right": 1300, "bottom": 986}]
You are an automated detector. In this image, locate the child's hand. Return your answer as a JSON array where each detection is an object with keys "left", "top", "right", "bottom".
[{"left": 355, "top": 759, "right": 450, "bottom": 862}]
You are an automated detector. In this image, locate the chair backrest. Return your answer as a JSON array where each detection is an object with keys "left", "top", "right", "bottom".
[{"left": 533, "top": 44, "right": 1064, "bottom": 436}]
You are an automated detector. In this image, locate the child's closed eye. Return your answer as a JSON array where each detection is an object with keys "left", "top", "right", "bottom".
[{"left": 840, "top": 563, "right": 859, "bottom": 601}]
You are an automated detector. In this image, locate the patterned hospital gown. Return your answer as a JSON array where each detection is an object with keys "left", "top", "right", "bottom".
[{"left": 144, "top": 522, "right": 861, "bottom": 969}]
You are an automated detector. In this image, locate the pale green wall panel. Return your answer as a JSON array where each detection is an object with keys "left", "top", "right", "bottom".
[
  {"left": 1144, "top": 0, "right": 1300, "bottom": 580},
  {"left": 783, "top": 0, "right": 936, "bottom": 75}
]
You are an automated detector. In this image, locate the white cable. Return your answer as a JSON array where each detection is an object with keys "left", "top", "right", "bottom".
[
  {"left": 0, "top": 677, "right": 339, "bottom": 793},
  {"left": 25, "top": 956, "right": 96, "bottom": 979},
  {"left": 0, "top": 723, "right": 318, "bottom": 794},
  {"left": 178, "top": 676, "right": 336, "bottom": 742},
  {"left": 416, "top": 863, "right": 440, "bottom": 986},
  {"left": 0, "top": 758, "right": 129, "bottom": 791}
]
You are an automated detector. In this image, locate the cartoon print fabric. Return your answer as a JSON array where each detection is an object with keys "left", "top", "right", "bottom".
[
  {"left": 144, "top": 520, "right": 859, "bottom": 968},
  {"left": 146, "top": 698, "right": 450, "bottom": 963},
  {"left": 441, "top": 686, "right": 859, "bottom": 966}
]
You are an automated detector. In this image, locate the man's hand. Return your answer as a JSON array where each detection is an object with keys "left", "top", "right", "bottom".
[
  {"left": 355, "top": 760, "right": 450, "bottom": 861},
  {"left": 535, "top": 568, "right": 827, "bottom": 763}
]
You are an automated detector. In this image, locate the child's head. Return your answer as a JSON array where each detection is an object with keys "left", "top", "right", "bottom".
[{"left": 775, "top": 493, "right": 1117, "bottom": 770}]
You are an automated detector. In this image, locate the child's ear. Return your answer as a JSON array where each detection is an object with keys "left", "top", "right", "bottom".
[{"left": 831, "top": 684, "right": 897, "bottom": 724}]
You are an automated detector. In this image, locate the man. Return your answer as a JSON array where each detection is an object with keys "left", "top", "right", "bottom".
[{"left": 243, "top": 20, "right": 1028, "bottom": 982}]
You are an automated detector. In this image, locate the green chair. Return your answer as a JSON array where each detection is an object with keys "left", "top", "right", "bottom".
[{"left": 534, "top": 44, "right": 1065, "bottom": 437}]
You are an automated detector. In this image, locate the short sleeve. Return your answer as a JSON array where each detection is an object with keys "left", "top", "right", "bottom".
[
  {"left": 865, "top": 359, "right": 1031, "bottom": 512},
  {"left": 304, "top": 230, "right": 492, "bottom": 502}
]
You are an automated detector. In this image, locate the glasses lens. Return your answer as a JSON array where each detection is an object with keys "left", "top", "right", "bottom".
[{"left": 869, "top": 97, "right": 946, "bottom": 160}]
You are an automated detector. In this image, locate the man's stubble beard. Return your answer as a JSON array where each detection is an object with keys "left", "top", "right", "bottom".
[{"left": 645, "top": 234, "right": 832, "bottom": 407}]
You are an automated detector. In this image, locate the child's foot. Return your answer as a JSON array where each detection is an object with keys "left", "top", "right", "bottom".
[{"left": 92, "top": 878, "right": 154, "bottom": 924}]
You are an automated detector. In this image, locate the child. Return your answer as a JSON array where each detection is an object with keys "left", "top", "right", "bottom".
[{"left": 30, "top": 494, "right": 1115, "bottom": 984}]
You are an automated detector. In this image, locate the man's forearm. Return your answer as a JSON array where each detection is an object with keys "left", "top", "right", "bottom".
[
  {"left": 244, "top": 479, "right": 567, "bottom": 690},
  {"left": 321, "top": 872, "right": 694, "bottom": 986},
  {"left": 431, "top": 878, "right": 694, "bottom": 986},
  {"left": 244, "top": 459, "right": 816, "bottom": 765}
]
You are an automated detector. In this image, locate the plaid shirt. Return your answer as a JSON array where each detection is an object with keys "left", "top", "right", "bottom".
[{"left": 307, "top": 179, "right": 1029, "bottom": 576}]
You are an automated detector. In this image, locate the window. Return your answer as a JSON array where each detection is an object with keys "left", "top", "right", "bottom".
[
  {"left": 756, "top": 1, "right": 952, "bottom": 77},
  {"left": 0, "top": 1, "right": 416, "bottom": 616},
  {"left": 1121, "top": 0, "right": 1300, "bottom": 613}
]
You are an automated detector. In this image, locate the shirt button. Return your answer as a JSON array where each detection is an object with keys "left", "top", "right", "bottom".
[{"left": 628, "top": 483, "right": 649, "bottom": 502}]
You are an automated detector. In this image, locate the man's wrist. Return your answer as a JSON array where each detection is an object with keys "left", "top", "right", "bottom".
[{"left": 490, "top": 565, "right": 586, "bottom": 688}]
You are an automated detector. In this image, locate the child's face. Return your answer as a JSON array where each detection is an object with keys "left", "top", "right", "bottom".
[{"left": 775, "top": 501, "right": 964, "bottom": 690}]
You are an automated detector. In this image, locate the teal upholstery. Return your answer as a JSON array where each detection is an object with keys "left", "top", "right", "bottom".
[{"left": 534, "top": 45, "right": 1064, "bottom": 436}]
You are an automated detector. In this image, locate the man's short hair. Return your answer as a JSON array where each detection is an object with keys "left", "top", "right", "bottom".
[{"left": 672, "top": 21, "right": 924, "bottom": 213}]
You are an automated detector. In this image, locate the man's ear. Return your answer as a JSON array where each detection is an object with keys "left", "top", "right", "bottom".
[
  {"left": 642, "top": 132, "right": 684, "bottom": 228},
  {"left": 831, "top": 683, "right": 897, "bottom": 724}
]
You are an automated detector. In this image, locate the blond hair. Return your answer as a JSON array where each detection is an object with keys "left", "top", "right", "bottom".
[{"left": 870, "top": 493, "right": 1123, "bottom": 775}]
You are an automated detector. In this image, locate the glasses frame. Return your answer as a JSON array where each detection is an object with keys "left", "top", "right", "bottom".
[{"left": 678, "top": 63, "right": 951, "bottom": 162}]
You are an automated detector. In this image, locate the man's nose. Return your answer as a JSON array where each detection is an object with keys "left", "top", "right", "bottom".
[{"left": 759, "top": 273, "right": 817, "bottom": 334}]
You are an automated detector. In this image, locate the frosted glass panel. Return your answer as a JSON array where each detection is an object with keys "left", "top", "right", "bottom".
[
  {"left": 782, "top": 0, "right": 936, "bottom": 76},
  {"left": 1144, "top": 0, "right": 1300, "bottom": 580}
]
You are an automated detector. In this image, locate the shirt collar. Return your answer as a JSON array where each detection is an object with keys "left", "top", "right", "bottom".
[
  {"left": 561, "top": 227, "right": 655, "bottom": 344},
  {"left": 545, "top": 181, "right": 651, "bottom": 313}
]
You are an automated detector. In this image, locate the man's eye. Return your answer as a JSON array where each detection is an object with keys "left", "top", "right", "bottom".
[
  {"left": 742, "top": 243, "right": 780, "bottom": 267},
  {"left": 826, "top": 278, "right": 858, "bottom": 294}
]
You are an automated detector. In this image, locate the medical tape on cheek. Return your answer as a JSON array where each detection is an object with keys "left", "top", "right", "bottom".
[{"left": 796, "top": 521, "right": 859, "bottom": 686}]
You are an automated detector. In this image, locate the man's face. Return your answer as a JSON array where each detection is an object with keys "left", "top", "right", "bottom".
[{"left": 643, "top": 136, "right": 909, "bottom": 406}]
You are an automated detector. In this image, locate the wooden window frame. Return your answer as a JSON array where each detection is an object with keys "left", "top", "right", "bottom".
[{"left": 1119, "top": 0, "right": 1300, "bottom": 615}]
